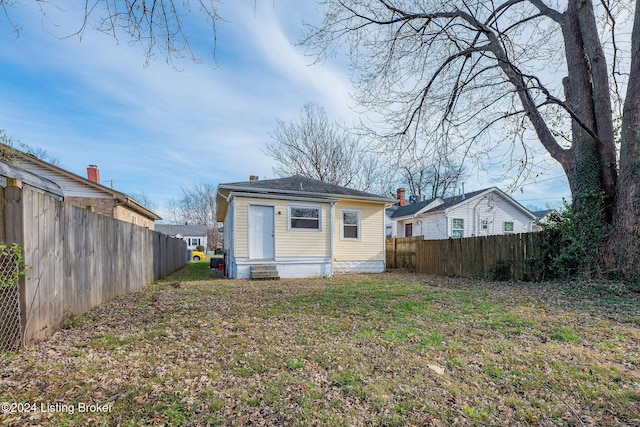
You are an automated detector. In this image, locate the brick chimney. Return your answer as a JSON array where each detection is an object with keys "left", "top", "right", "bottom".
[
  {"left": 249, "top": 175, "right": 259, "bottom": 181},
  {"left": 397, "top": 188, "right": 406, "bottom": 206},
  {"left": 87, "top": 165, "right": 100, "bottom": 183}
]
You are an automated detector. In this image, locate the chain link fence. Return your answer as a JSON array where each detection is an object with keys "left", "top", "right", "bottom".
[{"left": 0, "top": 244, "right": 22, "bottom": 352}]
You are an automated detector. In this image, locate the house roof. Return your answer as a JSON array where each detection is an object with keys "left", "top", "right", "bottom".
[
  {"left": 155, "top": 224, "right": 208, "bottom": 237},
  {"left": 217, "top": 175, "right": 395, "bottom": 222},
  {"left": 389, "top": 196, "right": 439, "bottom": 219},
  {"left": 390, "top": 187, "right": 536, "bottom": 220},
  {"left": 1, "top": 144, "right": 161, "bottom": 221},
  {"left": 0, "top": 160, "right": 64, "bottom": 198},
  {"left": 533, "top": 209, "right": 555, "bottom": 220}
]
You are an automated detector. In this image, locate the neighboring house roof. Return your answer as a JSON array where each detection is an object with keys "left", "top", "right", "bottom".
[
  {"left": 385, "top": 204, "right": 400, "bottom": 219},
  {"left": 217, "top": 175, "right": 395, "bottom": 221},
  {"left": 155, "top": 224, "right": 209, "bottom": 237},
  {"left": 533, "top": 209, "right": 555, "bottom": 221},
  {"left": 1, "top": 144, "right": 161, "bottom": 221},
  {"left": 390, "top": 187, "right": 536, "bottom": 220},
  {"left": 0, "top": 160, "right": 64, "bottom": 198},
  {"left": 389, "top": 196, "right": 440, "bottom": 219}
]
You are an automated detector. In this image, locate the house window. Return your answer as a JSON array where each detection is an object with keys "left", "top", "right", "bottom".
[
  {"left": 481, "top": 219, "right": 488, "bottom": 231},
  {"left": 188, "top": 238, "right": 202, "bottom": 247},
  {"left": 452, "top": 218, "right": 464, "bottom": 238},
  {"left": 290, "top": 205, "right": 321, "bottom": 230},
  {"left": 504, "top": 221, "right": 514, "bottom": 233},
  {"left": 405, "top": 223, "right": 413, "bottom": 237},
  {"left": 342, "top": 210, "right": 361, "bottom": 240}
]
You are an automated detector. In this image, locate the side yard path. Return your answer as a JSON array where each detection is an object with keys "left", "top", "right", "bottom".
[{"left": 1, "top": 264, "right": 639, "bottom": 426}]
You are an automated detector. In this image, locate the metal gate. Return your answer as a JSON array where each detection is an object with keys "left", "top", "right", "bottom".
[{"left": 0, "top": 244, "right": 22, "bottom": 352}]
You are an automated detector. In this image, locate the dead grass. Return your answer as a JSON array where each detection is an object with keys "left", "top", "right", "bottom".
[{"left": 1, "top": 266, "right": 639, "bottom": 426}]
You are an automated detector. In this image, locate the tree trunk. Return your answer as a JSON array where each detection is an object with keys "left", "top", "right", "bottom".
[{"left": 607, "top": 0, "right": 640, "bottom": 275}]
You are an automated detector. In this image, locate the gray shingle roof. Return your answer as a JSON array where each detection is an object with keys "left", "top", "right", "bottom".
[
  {"left": 155, "top": 224, "right": 208, "bottom": 237},
  {"left": 219, "top": 175, "right": 394, "bottom": 202},
  {"left": 390, "top": 188, "right": 492, "bottom": 218},
  {"left": 533, "top": 209, "right": 555, "bottom": 220},
  {"left": 390, "top": 187, "right": 536, "bottom": 220},
  {"left": 389, "top": 197, "right": 438, "bottom": 218}
]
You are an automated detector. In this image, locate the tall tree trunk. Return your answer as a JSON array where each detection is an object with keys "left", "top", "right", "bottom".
[
  {"left": 609, "top": 0, "right": 640, "bottom": 275},
  {"left": 560, "top": 1, "right": 616, "bottom": 275}
]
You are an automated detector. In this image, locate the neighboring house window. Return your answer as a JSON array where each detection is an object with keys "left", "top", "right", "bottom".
[
  {"left": 405, "top": 223, "right": 413, "bottom": 237},
  {"left": 132, "top": 216, "right": 136, "bottom": 225},
  {"left": 452, "top": 218, "right": 464, "bottom": 238},
  {"left": 290, "top": 205, "right": 321, "bottom": 230},
  {"left": 481, "top": 219, "right": 488, "bottom": 231},
  {"left": 504, "top": 221, "right": 514, "bottom": 233},
  {"left": 188, "top": 238, "right": 202, "bottom": 247},
  {"left": 342, "top": 210, "right": 361, "bottom": 240}
]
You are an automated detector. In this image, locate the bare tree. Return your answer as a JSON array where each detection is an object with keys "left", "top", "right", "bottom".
[
  {"left": 18, "top": 144, "right": 61, "bottom": 167},
  {"left": 304, "top": 0, "right": 640, "bottom": 275},
  {"left": 401, "top": 158, "right": 466, "bottom": 202},
  {"left": 0, "top": 0, "right": 221, "bottom": 65},
  {"left": 128, "top": 191, "right": 159, "bottom": 212},
  {"left": 165, "top": 183, "right": 220, "bottom": 251},
  {"left": 0, "top": 131, "right": 61, "bottom": 166},
  {"left": 265, "top": 103, "right": 363, "bottom": 188}
]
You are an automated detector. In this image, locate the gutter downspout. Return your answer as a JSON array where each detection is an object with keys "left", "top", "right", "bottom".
[
  {"left": 329, "top": 201, "right": 337, "bottom": 277},
  {"left": 472, "top": 197, "right": 485, "bottom": 236}
]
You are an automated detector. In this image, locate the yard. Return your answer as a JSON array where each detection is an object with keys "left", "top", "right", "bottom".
[{"left": 1, "top": 264, "right": 639, "bottom": 426}]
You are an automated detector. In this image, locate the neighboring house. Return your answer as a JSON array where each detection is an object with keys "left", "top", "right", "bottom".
[
  {"left": 155, "top": 224, "right": 208, "bottom": 251},
  {"left": 387, "top": 187, "right": 537, "bottom": 239},
  {"left": 1, "top": 145, "right": 161, "bottom": 228},
  {"left": 532, "top": 209, "right": 556, "bottom": 231},
  {"left": 216, "top": 175, "right": 395, "bottom": 279}
]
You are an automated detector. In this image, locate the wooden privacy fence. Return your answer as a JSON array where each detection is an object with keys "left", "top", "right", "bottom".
[
  {"left": 0, "top": 182, "right": 188, "bottom": 348},
  {"left": 386, "top": 236, "right": 423, "bottom": 269},
  {"left": 387, "top": 233, "right": 547, "bottom": 280}
]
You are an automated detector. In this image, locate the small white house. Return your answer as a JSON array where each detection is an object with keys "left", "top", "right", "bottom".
[
  {"left": 387, "top": 187, "right": 537, "bottom": 239},
  {"left": 155, "top": 224, "right": 208, "bottom": 250}
]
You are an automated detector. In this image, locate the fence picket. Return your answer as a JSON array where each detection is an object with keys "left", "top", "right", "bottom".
[
  {"left": 0, "top": 185, "right": 189, "bottom": 347},
  {"left": 387, "top": 232, "right": 549, "bottom": 280}
]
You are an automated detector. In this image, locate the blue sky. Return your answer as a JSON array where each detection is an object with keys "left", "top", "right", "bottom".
[{"left": 0, "top": 1, "right": 570, "bottom": 219}]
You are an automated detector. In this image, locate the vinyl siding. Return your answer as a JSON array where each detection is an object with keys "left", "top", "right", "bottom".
[
  {"left": 422, "top": 214, "right": 448, "bottom": 239},
  {"left": 232, "top": 196, "right": 331, "bottom": 258},
  {"left": 334, "top": 200, "right": 385, "bottom": 262},
  {"left": 422, "top": 192, "right": 533, "bottom": 239}
]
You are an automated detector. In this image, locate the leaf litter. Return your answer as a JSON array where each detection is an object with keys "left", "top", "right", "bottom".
[{"left": 0, "top": 269, "right": 638, "bottom": 426}]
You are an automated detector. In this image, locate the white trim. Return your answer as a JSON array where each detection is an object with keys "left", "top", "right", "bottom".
[
  {"left": 452, "top": 217, "right": 464, "bottom": 238},
  {"left": 288, "top": 203, "right": 322, "bottom": 232},
  {"left": 330, "top": 201, "right": 337, "bottom": 276},
  {"left": 340, "top": 208, "right": 361, "bottom": 241},
  {"left": 220, "top": 186, "right": 395, "bottom": 204},
  {"left": 503, "top": 221, "right": 515, "bottom": 233},
  {"left": 248, "top": 203, "right": 276, "bottom": 260}
]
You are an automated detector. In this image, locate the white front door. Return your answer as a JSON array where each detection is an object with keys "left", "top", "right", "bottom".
[{"left": 249, "top": 205, "right": 275, "bottom": 259}]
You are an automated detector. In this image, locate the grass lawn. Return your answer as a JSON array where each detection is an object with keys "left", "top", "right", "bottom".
[{"left": 1, "top": 263, "right": 639, "bottom": 426}]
